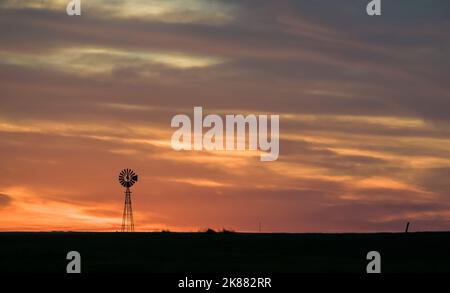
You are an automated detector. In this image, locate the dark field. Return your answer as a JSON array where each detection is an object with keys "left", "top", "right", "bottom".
[{"left": 0, "top": 232, "right": 449, "bottom": 273}]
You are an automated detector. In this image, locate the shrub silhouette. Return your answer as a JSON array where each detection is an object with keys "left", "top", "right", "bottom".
[
  {"left": 204, "top": 228, "right": 217, "bottom": 234},
  {"left": 201, "top": 228, "right": 235, "bottom": 234},
  {"left": 220, "top": 228, "right": 235, "bottom": 234}
]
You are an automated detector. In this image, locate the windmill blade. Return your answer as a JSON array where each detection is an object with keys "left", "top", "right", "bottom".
[{"left": 118, "top": 168, "right": 138, "bottom": 188}]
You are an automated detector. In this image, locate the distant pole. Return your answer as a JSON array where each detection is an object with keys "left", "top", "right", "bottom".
[{"left": 405, "top": 222, "right": 410, "bottom": 233}]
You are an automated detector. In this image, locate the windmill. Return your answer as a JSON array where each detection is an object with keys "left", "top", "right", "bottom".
[{"left": 118, "top": 168, "right": 138, "bottom": 232}]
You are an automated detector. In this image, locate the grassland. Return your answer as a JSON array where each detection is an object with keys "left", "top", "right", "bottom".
[{"left": 1, "top": 232, "right": 449, "bottom": 273}]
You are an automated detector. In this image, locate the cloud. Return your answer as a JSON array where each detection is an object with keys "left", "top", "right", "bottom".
[
  {"left": 0, "top": 193, "right": 12, "bottom": 208},
  {"left": 0, "top": 0, "right": 238, "bottom": 25},
  {"left": 0, "top": 0, "right": 449, "bottom": 232},
  {"left": 1, "top": 0, "right": 449, "bottom": 120}
]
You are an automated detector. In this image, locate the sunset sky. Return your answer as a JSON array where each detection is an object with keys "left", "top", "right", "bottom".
[{"left": 0, "top": 0, "right": 449, "bottom": 232}]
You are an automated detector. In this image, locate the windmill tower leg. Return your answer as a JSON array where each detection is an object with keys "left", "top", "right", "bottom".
[
  {"left": 129, "top": 192, "right": 134, "bottom": 231},
  {"left": 121, "top": 187, "right": 134, "bottom": 232}
]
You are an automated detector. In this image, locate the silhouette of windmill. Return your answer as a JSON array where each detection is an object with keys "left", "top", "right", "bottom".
[{"left": 118, "top": 169, "right": 138, "bottom": 232}]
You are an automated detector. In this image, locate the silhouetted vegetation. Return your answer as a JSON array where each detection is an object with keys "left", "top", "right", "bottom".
[
  {"left": 202, "top": 228, "right": 236, "bottom": 234},
  {"left": 220, "top": 228, "right": 235, "bottom": 234},
  {"left": 204, "top": 228, "right": 217, "bottom": 234}
]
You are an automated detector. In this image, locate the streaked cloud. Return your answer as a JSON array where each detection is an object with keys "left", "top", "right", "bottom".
[
  {"left": 0, "top": 193, "right": 12, "bottom": 208},
  {"left": 1, "top": 0, "right": 237, "bottom": 24},
  {"left": 0, "top": 46, "right": 225, "bottom": 79}
]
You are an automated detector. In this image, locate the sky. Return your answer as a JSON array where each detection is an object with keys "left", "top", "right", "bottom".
[{"left": 0, "top": 0, "right": 449, "bottom": 232}]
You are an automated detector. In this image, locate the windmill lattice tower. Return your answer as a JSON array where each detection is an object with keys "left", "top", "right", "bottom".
[{"left": 118, "top": 169, "right": 138, "bottom": 232}]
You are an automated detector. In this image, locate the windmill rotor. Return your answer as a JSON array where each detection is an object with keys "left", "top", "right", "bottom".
[{"left": 119, "top": 168, "right": 138, "bottom": 188}]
